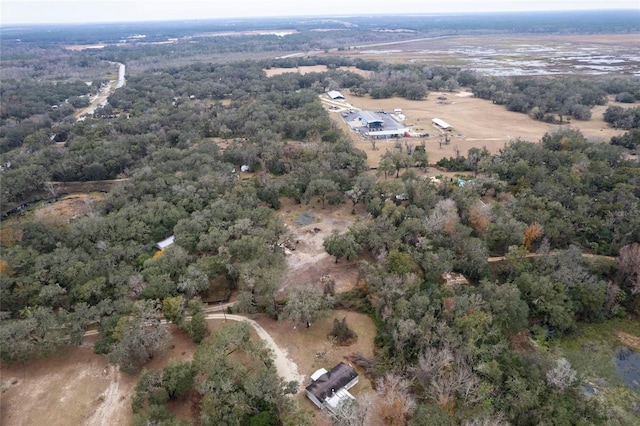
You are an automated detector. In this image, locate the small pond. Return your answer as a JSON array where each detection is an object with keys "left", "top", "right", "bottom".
[{"left": 615, "top": 349, "right": 640, "bottom": 392}]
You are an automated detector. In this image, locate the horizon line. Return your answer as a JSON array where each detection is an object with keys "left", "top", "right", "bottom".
[{"left": 2, "top": 8, "right": 639, "bottom": 27}]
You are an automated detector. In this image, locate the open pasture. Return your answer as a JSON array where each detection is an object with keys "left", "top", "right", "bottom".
[{"left": 328, "top": 92, "right": 630, "bottom": 166}]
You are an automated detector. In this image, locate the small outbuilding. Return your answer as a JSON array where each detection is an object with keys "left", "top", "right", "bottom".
[
  {"left": 432, "top": 118, "right": 451, "bottom": 130},
  {"left": 306, "top": 362, "right": 359, "bottom": 411},
  {"left": 155, "top": 235, "right": 175, "bottom": 250},
  {"left": 327, "top": 90, "right": 345, "bottom": 100}
]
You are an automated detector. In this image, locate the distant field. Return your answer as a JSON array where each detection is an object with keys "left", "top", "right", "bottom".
[
  {"left": 264, "top": 65, "right": 372, "bottom": 78},
  {"left": 319, "top": 33, "right": 640, "bottom": 76}
]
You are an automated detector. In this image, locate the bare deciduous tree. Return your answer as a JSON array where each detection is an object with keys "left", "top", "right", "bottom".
[
  {"left": 546, "top": 358, "right": 577, "bottom": 392},
  {"left": 413, "top": 346, "right": 480, "bottom": 407},
  {"left": 617, "top": 243, "right": 640, "bottom": 296},
  {"left": 374, "top": 373, "right": 416, "bottom": 425}
]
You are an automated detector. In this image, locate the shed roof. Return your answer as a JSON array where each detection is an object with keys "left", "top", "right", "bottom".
[
  {"left": 365, "top": 128, "right": 409, "bottom": 137},
  {"left": 306, "top": 362, "right": 358, "bottom": 402},
  {"left": 432, "top": 118, "right": 451, "bottom": 129},
  {"left": 327, "top": 90, "right": 345, "bottom": 99},
  {"left": 156, "top": 235, "right": 175, "bottom": 250}
]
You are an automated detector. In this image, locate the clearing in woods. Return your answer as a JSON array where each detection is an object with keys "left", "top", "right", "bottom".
[{"left": 325, "top": 92, "right": 629, "bottom": 167}]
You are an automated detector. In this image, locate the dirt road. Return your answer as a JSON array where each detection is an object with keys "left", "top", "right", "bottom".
[
  {"left": 206, "top": 313, "right": 305, "bottom": 386},
  {"left": 74, "top": 61, "right": 125, "bottom": 120}
]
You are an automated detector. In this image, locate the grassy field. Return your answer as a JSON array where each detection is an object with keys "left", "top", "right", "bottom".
[
  {"left": 326, "top": 92, "right": 628, "bottom": 167},
  {"left": 552, "top": 318, "right": 640, "bottom": 423}
]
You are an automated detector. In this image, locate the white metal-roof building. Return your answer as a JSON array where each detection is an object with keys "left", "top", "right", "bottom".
[
  {"left": 155, "top": 235, "right": 175, "bottom": 250},
  {"left": 358, "top": 111, "right": 384, "bottom": 128},
  {"left": 365, "top": 128, "right": 410, "bottom": 138},
  {"left": 327, "top": 90, "right": 345, "bottom": 100},
  {"left": 432, "top": 118, "right": 451, "bottom": 129}
]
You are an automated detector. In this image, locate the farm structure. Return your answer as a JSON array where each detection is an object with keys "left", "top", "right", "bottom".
[
  {"left": 305, "top": 362, "right": 359, "bottom": 411},
  {"left": 358, "top": 111, "right": 384, "bottom": 128},
  {"left": 432, "top": 118, "right": 452, "bottom": 130},
  {"left": 327, "top": 90, "right": 345, "bottom": 100},
  {"left": 342, "top": 109, "right": 411, "bottom": 139},
  {"left": 155, "top": 235, "right": 175, "bottom": 250}
]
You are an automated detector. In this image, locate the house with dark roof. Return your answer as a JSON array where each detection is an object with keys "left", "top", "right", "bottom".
[{"left": 305, "top": 362, "right": 359, "bottom": 411}]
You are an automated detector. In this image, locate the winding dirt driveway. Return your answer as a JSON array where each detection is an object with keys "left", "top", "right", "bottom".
[
  {"left": 205, "top": 313, "right": 305, "bottom": 385},
  {"left": 83, "top": 309, "right": 303, "bottom": 385}
]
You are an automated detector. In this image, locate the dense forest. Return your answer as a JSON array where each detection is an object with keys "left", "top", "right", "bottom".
[{"left": 1, "top": 13, "right": 640, "bottom": 426}]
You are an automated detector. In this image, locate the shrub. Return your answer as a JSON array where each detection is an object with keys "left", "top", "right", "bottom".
[{"left": 328, "top": 317, "right": 358, "bottom": 346}]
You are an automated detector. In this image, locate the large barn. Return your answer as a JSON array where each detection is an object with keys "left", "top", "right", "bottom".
[
  {"left": 327, "top": 90, "right": 345, "bottom": 100},
  {"left": 358, "top": 111, "right": 384, "bottom": 128}
]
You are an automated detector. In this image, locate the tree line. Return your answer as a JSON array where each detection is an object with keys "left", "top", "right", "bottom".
[{"left": 1, "top": 41, "right": 639, "bottom": 424}]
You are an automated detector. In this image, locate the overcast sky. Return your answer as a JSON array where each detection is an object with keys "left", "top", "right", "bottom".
[{"left": 2, "top": 0, "right": 639, "bottom": 25}]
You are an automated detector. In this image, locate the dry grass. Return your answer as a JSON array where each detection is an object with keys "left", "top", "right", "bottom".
[
  {"left": 0, "top": 325, "right": 200, "bottom": 426},
  {"left": 618, "top": 332, "right": 640, "bottom": 352},
  {"left": 319, "top": 33, "right": 640, "bottom": 71},
  {"left": 264, "top": 65, "right": 372, "bottom": 78},
  {"left": 330, "top": 92, "right": 628, "bottom": 166},
  {"left": 34, "top": 193, "right": 104, "bottom": 225},
  {"left": 0, "top": 314, "right": 376, "bottom": 426},
  {"left": 0, "top": 340, "right": 132, "bottom": 426}
]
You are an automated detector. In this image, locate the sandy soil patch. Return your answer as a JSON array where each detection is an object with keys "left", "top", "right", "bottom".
[
  {"left": 618, "top": 332, "right": 640, "bottom": 352},
  {"left": 330, "top": 92, "right": 627, "bottom": 166},
  {"left": 0, "top": 325, "right": 201, "bottom": 426},
  {"left": 278, "top": 199, "right": 365, "bottom": 295},
  {"left": 34, "top": 193, "right": 103, "bottom": 225},
  {"left": 0, "top": 341, "right": 134, "bottom": 426}
]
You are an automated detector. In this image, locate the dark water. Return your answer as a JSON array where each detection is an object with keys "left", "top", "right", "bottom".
[{"left": 615, "top": 349, "right": 640, "bottom": 392}]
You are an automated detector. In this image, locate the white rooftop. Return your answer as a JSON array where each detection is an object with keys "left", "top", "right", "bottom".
[
  {"left": 325, "top": 388, "right": 355, "bottom": 411},
  {"left": 310, "top": 368, "right": 328, "bottom": 381},
  {"left": 432, "top": 118, "right": 451, "bottom": 129},
  {"left": 156, "top": 235, "right": 175, "bottom": 250}
]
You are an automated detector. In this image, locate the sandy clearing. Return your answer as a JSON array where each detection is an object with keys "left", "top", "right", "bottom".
[
  {"left": 278, "top": 200, "right": 362, "bottom": 294},
  {"left": 0, "top": 343, "right": 134, "bottom": 426},
  {"left": 0, "top": 315, "right": 301, "bottom": 426},
  {"left": 84, "top": 365, "right": 123, "bottom": 426}
]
